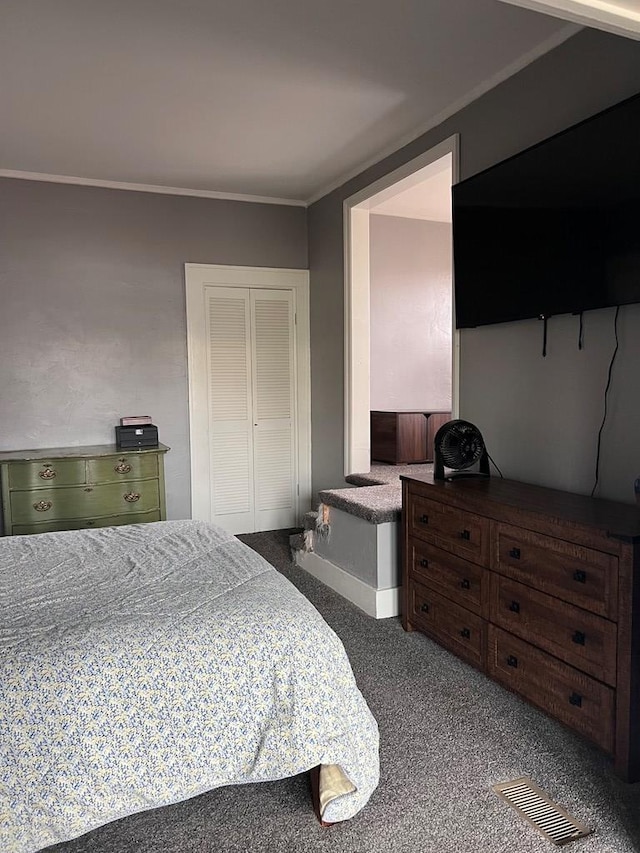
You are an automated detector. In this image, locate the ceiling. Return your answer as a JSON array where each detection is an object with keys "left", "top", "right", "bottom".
[{"left": 0, "top": 0, "right": 637, "bottom": 206}]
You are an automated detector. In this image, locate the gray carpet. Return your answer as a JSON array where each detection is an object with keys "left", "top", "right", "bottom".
[{"left": 47, "top": 529, "right": 640, "bottom": 853}]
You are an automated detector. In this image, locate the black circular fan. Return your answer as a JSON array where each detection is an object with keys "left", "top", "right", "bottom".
[{"left": 433, "top": 419, "right": 490, "bottom": 481}]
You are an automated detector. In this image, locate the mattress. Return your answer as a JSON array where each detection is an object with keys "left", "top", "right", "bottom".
[{"left": 0, "top": 520, "right": 379, "bottom": 852}]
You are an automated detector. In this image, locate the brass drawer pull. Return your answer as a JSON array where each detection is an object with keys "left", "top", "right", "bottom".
[
  {"left": 123, "top": 492, "right": 141, "bottom": 503},
  {"left": 573, "top": 570, "right": 587, "bottom": 584},
  {"left": 569, "top": 692, "right": 583, "bottom": 708},
  {"left": 115, "top": 460, "right": 132, "bottom": 474},
  {"left": 460, "top": 627, "right": 470, "bottom": 639},
  {"left": 506, "top": 655, "right": 518, "bottom": 668},
  {"left": 420, "top": 602, "right": 430, "bottom": 613},
  {"left": 509, "top": 600, "right": 520, "bottom": 614},
  {"left": 509, "top": 547, "right": 521, "bottom": 559},
  {"left": 460, "top": 529, "right": 470, "bottom": 541},
  {"left": 460, "top": 578, "right": 470, "bottom": 589},
  {"left": 38, "top": 466, "right": 57, "bottom": 480},
  {"left": 33, "top": 500, "right": 53, "bottom": 512},
  {"left": 572, "top": 630, "right": 586, "bottom": 646}
]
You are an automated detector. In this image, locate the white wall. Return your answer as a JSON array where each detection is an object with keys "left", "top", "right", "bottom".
[{"left": 369, "top": 215, "right": 452, "bottom": 411}]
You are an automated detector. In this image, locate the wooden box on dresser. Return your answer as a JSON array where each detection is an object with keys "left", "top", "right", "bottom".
[
  {"left": 401, "top": 474, "right": 640, "bottom": 782},
  {"left": 0, "top": 443, "right": 169, "bottom": 536}
]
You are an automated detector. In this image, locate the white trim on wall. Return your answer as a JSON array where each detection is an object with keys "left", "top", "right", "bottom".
[
  {"left": 185, "top": 263, "right": 311, "bottom": 527},
  {"left": 343, "top": 135, "right": 460, "bottom": 476}
]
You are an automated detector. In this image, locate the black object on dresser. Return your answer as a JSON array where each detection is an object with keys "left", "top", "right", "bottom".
[{"left": 401, "top": 474, "right": 640, "bottom": 782}]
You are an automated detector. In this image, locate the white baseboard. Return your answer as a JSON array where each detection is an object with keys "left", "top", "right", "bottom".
[{"left": 295, "top": 549, "right": 400, "bottom": 619}]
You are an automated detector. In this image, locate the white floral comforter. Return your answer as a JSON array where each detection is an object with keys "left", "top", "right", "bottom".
[{"left": 0, "top": 520, "right": 379, "bottom": 853}]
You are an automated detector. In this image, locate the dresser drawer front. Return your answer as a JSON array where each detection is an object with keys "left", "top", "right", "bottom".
[
  {"left": 410, "top": 581, "right": 485, "bottom": 669},
  {"left": 87, "top": 453, "right": 159, "bottom": 483},
  {"left": 8, "top": 459, "right": 87, "bottom": 489},
  {"left": 494, "top": 522, "right": 617, "bottom": 618},
  {"left": 487, "top": 625, "right": 615, "bottom": 753},
  {"left": 409, "top": 494, "right": 489, "bottom": 566},
  {"left": 490, "top": 574, "right": 617, "bottom": 686},
  {"left": 10, "top": 480, "right": 161, "bottom": 524},
  {"left": 12, "top": 510, "right": 163, "bottom": 536},
  {"left": 409, "top": 537, "right": 484, "bottom": 615}
]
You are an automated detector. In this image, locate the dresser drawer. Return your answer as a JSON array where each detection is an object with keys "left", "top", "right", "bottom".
[
  {"left": 408, "top": 537, "right": 485, "bottom": 616},
  {"left": 409, "top": 580, "right": 485, "bottom": 669},
  {"left": 494, "top": 522, "right": 617, "bottom": 619},
  {"left": 490, "top": 574, "right": 617, "bottom": 686},
  {"left": 87, "top": 453, "right": 159, "bottom": 483},
  {"left": 487, "top": 625, "right": 615, "bottom": 754},
  {"left": 7, "top": 458, "right": 87, "bottom": 489},
  {"left": 10, "top": 480, "right": 161, "bottom": 524},
  {"left": 408, "top": 494, "right": 489, "bottom": 566},
  {"left": 12, "top": 510, "right": 163, "bottom": 536}
]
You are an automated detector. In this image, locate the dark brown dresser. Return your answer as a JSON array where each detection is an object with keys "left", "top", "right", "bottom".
[
  {"left": 401, "top": 473, "right": 640, "bottom": 782},
  {"left": 371, "top": 410, "right": 451, "bottom": 464}
]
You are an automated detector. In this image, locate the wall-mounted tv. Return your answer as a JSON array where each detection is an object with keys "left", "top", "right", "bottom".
[{"left": 452, "top": 90, "right": 640, "bottom": 329}]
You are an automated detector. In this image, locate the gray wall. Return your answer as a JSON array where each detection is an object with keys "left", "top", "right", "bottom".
[
  {"left": 0, "top": 179, "right": 307, "bottom": 519},
  {"left": 370, "top": 215, "right": 451, "bottom": 411},
  {"left": 309, "top": 28, "right": 640, "bottom": 502}
]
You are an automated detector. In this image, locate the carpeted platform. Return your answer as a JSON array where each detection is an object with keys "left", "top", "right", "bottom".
[{"left": 317, "top": 463, "right": 433, "bottom": 524}]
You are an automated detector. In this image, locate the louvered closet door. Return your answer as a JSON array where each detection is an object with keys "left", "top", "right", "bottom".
[
  {"left": 204, "top": 286, "right": 297, "bottom": 534},
  {"left": 250, "top": 289, "right": 296, "bottom": 532},
  {"left": 205, "top": 287, "right": 255, "bottom": 533}
]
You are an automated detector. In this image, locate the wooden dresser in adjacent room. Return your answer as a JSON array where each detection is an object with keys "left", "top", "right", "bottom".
[
  {"left": 371, "top": 410, "right": 451, "bottom": 464},
  {"left": 401, "top": 473, "right": 640, "bottom": 782},
  {"left": 0, "top": 443, "right": 169, "bottom": 535}
]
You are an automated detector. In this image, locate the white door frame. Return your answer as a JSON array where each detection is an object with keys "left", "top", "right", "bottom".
[
  {"left": 185, "top": 263, "right": 311, "bottom": 527},
  {"left": 343, "top": 135, "right": 460, "bottom": 476}
]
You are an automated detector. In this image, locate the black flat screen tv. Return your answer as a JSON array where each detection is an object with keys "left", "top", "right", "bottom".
[{"left": 452, "top": 90, "right": 640, "bottom": 329}]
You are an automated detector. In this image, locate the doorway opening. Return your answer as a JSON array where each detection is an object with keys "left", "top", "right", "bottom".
[{"left": 343, "top": 136, "right": 460, "bottom": 475}]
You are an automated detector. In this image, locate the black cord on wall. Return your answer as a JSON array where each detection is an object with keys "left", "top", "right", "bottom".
[{"left": 591, "top": 305, "right": 620, "bottom": 498}]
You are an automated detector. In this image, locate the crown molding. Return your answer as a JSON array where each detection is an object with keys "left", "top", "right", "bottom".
[{"left": 0, "top": 170, "right": 307, "bottom": 207}]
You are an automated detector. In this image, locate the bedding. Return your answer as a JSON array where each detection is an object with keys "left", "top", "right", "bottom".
[{"left": 0, "top": 520, "right": 379, "bottom": 853}]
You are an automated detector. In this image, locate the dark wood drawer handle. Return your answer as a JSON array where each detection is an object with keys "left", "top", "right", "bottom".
[
  {"left": 573, "top": 570, "right": 587, "bottom": 584},
  {"left": 572, "top": 630, "right": 586, "bottom": 646},
  {"left": 460, "top": 578, "right": 470, "bottom": 589},
  {"left": 38, "top": 466, "right": 57, "bottom": 480},
  {"left": 509, "top": 547, "right": 521, "bottom": 559},
  {"left": 33, "top": 500, "right": 53, "bottom": 512},
  {"left": 420, "top": 514, "right": 429, "bottom": 524},
  {"left": 419, "top": 558, "right": 429, "bottom": 568},
  {"left": 460, "top": 529, "right": 470, "bottom": 541},
  {"left": 569, "top": 692, "right": 583, "bottom": 708},
  {"left": 460, "top": 628, "right": 470, "bottom": 639},
  {"left": 115, "top": 460, "right": 132, "bottom": 474},
  {"left": 509, "top": 600, "right": 520, "bottom": 613},
  {"left": 123, "top": 492, "right": 141, "bottom": 503},
  {"left": 420, "top": 603, "right": 430, "bottom": 613},
  {"left": 506, "top": 655, "right": 518, "bottom": 668}
]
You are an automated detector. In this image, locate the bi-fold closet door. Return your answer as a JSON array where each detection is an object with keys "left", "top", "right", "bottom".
[
  {"left": 186, "top": 264, "right": 310, "bottom": 537},
  {"left": 206, "top": 285, "right": 296, "bottom": 533}
]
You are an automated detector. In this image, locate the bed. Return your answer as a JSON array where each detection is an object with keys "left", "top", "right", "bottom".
[{"left": 0, "top": 520, "right": 379, "bottom": 853}]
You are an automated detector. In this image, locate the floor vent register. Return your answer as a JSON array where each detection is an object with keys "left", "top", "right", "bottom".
[{"left": 492, "top": 777, "right": 592, "bottom": 846}]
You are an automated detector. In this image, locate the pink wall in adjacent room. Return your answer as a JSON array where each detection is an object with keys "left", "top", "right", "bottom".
[{"left": 369, "top": 214, "right": 452, "bottom": 410}]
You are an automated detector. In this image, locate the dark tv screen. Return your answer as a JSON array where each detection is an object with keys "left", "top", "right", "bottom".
[{"left": 452, "top": 91, "right": 640, "bottom": 329}]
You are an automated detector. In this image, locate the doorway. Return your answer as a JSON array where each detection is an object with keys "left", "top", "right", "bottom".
[
  {"left": 343, "top": 136, "right": 460, "bottom": 475},
  {"left": 185, "top": 263, "right": 311, "bottom": 534}
]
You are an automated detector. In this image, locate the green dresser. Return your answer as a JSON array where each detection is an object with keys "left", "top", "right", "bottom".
[{"left": 0, "top": 443, "right": 169, "bottom": 536}]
